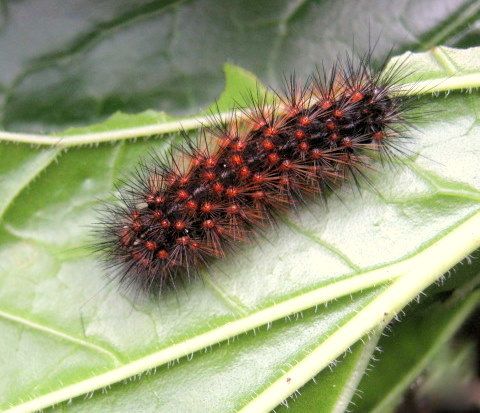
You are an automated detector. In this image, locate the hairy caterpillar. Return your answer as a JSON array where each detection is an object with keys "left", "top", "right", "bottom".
[{"left": 96, "top": 52, "right": 416, "bottom": 293}]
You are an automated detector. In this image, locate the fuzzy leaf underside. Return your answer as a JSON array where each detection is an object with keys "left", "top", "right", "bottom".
[
  {"left": 45, "top": 258, "right": 480, "bottom": 413},
  {"left": 1, "top": 46, "right": 480, "bottom": 412},
  {"left": 278, "top": 260, "right": 480, "bottom": 413}
]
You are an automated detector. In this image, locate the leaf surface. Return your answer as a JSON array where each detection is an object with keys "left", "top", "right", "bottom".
[
  {"left": 276, "top": 259, "right": 480, "bottom": 413},
  {"left": 1, "top": 47, "right": 480, "bottom": 412}
]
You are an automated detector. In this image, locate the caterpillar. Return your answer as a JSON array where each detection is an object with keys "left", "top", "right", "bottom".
[{"left": 96, "top": 53, "right": 415, "bottom": 294}]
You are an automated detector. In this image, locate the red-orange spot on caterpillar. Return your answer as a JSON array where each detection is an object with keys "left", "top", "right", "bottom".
[
  {"left": 212, "top": 182, "right": 224, "bottom": 195},
  {"left": 299, "top": 116, "right": 311, "bottom": 126},
  {"left": 230, "top": 154, "right": 244, "bottom": 166},
  {"left": 201, "top": 171, "right": 216, "bottom": 181},
  {"left": 252, "top": 173, "right": 266, "bottom": 184},
  {"left": 252, "top": 190, "right": 265, "bottom": 200},
  {"left": 226, "top": 186, "right": 239, "bottom": 198},
  {"left": 205, "top": 157, "right": 217, "bottom": 169},
  {"left": 177, "top": 236, "right": 190, "bottom": 246},
  {"left": 298, "top": 141, "right": 309, "bottom": 152},
  {"left": 329, "top": 133, "right": 339, "bottom": 142},
  {"left": 131, "top": 221, "right": 142, "bottom": 232},
  {"left": 219, "top": 136, "right": 232, "bottom": 148},
  {"left": 321, "top": 100, "right": 333, "bottom": 110},
  {"left": 152, "top": 210, "right": 163, "bottom": 220},
  {"left": 202, "top": 219, "right": 215, "bottom": 230},
  {"left": 191, "top": 156, "right": 204, "bottom": 167},
  {"left": 174, "top": 220, "right": 187, "bottom": 231},
  {"left": 232, "top": 141, "right": 246, "bottom": 152},
  {"left": 177, "top": 189, "right": 189, "bottom": 201},
  {"left": 280, "top": 160, "right": 293, "bottom": 171},
  {"left": 373, "top": 131, "right": 384, "bottom": 141},
  {"left": 349, "top": 91, "right": 364, "bottom": 103},
  {"left": 262, "top": 139, "right": 275, "bottom": 151},
  {"left": 268, "top": 153, "right": 280, "bottom": 164},
  {"left": 294, "top": 130, "right": 305, "bottom": 140},
  {"left": 310, "top": 149, "right": 323, "bottom": 159},
  {"left": 160, "top": 219, "right": 170, "bottom": 229},
  {"left": 201, "top": 202, "right": 216, "bottom": 214},
  {"left": 157, "top": 250, "right": 169, "bottom": 260},
  {"left": 178, "top": 175, "right": 190, "bottom": 186},
  {"left": 145, "top": 240, "right": 157, "bottom": 251},
  {"left": 342, "top": 137, "right": 353, "bottom": 148},
  {"left": 333, "top": 109, "right": 344, "bottom": 118},
  {"left": 227, "top": 204, "right": 240, "bottom": 215},
  {"left": 239, "top": 166, "right": 250, "bottom": 179},
  {"left": 185, "top": 200, "right": 197, "bottom": 212},
  {"left": 264, "top": 127, "right": 278, "bottom": 137}
]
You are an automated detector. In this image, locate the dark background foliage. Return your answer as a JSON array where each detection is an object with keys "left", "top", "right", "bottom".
[{"left": 0, "top": 0, "right": 479, "bottom": 132}]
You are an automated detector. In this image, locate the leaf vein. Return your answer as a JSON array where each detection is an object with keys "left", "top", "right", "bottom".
[{"left": 0, "top": 308, "right": 122, "bottom": 366}]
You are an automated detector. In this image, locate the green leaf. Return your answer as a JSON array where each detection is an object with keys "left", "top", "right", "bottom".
[
  {"left": 354, "top": 289, "right": 480, "bottom": 412},
  {"left": 274, "top": 335, "right": 382, "bottom": 413},
  {"left": 1, "top": 46, "right": 480, "bottom": 147},
  {"left": 61, "top": 110, "right": 173, "bottom": 135},
  {"left": 392, "top": 45, "right": 480, "bottom": 93},
  {"left": 275, "top": 258, "right": 480, "bottom": 413},
  {"left": 1, "top": 47, "right": 480, "bottom": 412},
  {"left": 2, "top": 1, "right": 478, "bottom": 131},
  {"left": 45, "top": 252, "right": 480, "bottom": 412},
  {"left": 46, "top": 290, "right": 383, "bottom": 413}
]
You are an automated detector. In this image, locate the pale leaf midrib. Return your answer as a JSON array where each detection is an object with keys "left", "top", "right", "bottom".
[
  {"left": 3, "top": 263, "right": 408, "bottom": 413},
  {"left": 6, "top": 210, "right": 480, "bottom": 413},
  {"left": 0, "top": 112, "right": 236, "bottom": 147},
  {"left": 239, "top": 213, "right": 480, "bottom": 412},
  {"left": 0, "top": 46, "right": 479, "bottom": 147},
  {"left": 331, "top": 330, "right": 382, "bottom": 413}
]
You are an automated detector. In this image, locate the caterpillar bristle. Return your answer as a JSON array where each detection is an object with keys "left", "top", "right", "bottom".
[{"left": 95, "top": 52, "right": 415, "bottom": 295}]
